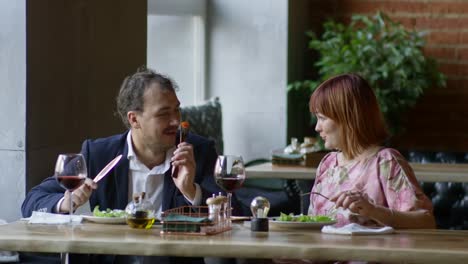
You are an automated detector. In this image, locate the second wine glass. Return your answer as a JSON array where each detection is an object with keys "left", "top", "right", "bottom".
[
  {"left": 213, "top": 155, "right": 246, "bottom": 222},
  {"left": 54, "top": 153, "right": 88, "bottom": 224}
]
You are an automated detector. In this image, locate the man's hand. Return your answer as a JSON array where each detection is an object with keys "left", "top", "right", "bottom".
[
  {"left": 171, "top": 142, "right": 196, "bottom": 200},
  {"left": 59, "top": 178, "right": 97, "bottom": 213}
]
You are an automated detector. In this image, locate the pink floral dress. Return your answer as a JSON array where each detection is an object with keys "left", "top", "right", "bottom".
[{"left": 308, "top": 148, "right": 433, "bottom": 227}]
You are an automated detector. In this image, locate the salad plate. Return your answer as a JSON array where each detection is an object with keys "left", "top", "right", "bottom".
[
  {"left": 269, "top": 218, "right": 336, "bottom": 229},
  {"left": 83, "top": 206, "right": 127, "bottom": 224},
  {"left": 81, "top": 215, "right": 126, "bottom": 224},
  {"left": 269, "top": 214, "right": 336, "bottom": 229}
]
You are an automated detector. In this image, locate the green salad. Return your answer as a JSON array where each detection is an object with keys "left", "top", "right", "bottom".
[
  {"left": 93, "top": 205, "right": 126, "bottom": 218},
  {"left": 278, "top": 212, "right": 334, "bottom": 222}
]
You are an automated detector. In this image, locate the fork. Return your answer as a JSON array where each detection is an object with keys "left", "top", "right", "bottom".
[
  {"left": 300, "top": 191, "right": 331, "bottom": 201},
  {"left": 305, "top": 191, "right": 360, "bottom": 216}
]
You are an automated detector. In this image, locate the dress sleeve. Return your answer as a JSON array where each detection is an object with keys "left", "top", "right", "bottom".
[
  {"left": 311, "top": 152, "right": 335, "bottom": 191},
  {"left": 308, "top": 152, "right": 335, "bottom": 215},
  {"left": 378, "top": 149, "right": 433, "bottom": 213}
]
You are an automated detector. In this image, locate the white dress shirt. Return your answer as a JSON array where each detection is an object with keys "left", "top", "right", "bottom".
[{"left": 126, "top": 131, "right": 201, "bottom": 219}]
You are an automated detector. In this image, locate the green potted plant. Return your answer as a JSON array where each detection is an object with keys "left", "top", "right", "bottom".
[{"left": 289, "top": 12, "right": 446, "bottom": 136}]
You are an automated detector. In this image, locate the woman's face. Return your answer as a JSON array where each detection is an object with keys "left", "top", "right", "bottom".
[{"left": 315, "top": 112, "right": 342, "bottom": 150}]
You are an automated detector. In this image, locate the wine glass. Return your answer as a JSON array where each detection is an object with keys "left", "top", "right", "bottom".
[
  {"left": 213, "top": 155, "right": 246, "bottom": 224},
  {"left": 54, "top": 153, "right": 88, "bottom": 224}
]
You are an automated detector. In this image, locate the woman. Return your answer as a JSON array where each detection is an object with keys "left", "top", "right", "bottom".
[{"left": 308, "top": 73, "right": 435, "bottom": 229}]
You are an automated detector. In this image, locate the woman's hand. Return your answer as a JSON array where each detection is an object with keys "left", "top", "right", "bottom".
[
  {"left": 330, "top": 190, "right": 375, "bottom": 217},
  {"left": 331, "top": 190, "right": 436, "bottom": 229}
]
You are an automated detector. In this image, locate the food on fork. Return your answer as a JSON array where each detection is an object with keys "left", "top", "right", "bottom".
[{"left": 180, "top": 121, "right": 190, "bottom": 142}]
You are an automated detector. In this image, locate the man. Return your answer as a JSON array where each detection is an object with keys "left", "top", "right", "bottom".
[{"left": 22, "top": 68, "right": 226, "bottom": 263}]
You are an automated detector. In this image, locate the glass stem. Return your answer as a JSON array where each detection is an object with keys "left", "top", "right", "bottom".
[
  {"left": 227, "top": 192, "right": 232, "bottom": 227},
  {"left": 69, "top": 190, "right": 73, "bottom": 224},
  {"left": 60, "top": 252, "right": 69, "bottom": 264}
]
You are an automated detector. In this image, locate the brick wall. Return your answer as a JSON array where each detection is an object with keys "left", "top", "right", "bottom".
[{"left": 306, "top": 0, "right": 468, "bottom": 152}]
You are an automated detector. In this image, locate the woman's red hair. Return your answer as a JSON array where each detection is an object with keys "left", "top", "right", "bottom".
[{"left": 309, "top": 73, "right": 389, "bottom": 159}]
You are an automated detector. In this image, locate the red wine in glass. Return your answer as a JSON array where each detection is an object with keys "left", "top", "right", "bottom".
[
  {"left": 214, "top": 155, "right": 246, "bottom": 226},
  {"left": 57, "top": 175, "right": 86, "bottom": 191},
  {"left": 54, "top": 155, "right": 87, "bottom": 264},
  {"left": 54, "top": 153, "right": 88, "bottom": 225},
  {"left": 215, "top": 174, "right": 245, "bottom": 192}
]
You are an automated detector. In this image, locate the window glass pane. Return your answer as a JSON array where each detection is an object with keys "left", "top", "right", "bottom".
[{"left": 147, "top": 15, "right": 197, "bottom": 106}]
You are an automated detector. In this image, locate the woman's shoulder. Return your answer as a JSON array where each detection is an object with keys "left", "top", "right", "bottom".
[
  {"left": 322, "top": 151, "right": 339, "bottom": 162},
  {"left": 316, "top": 151, "right": 338, "bottom": 171},
  {"left": 375, "top": 148, "right": 414, "bottom": 175},
  {"left": 376, "top": 148, "right": 406, "bottom": 163}
]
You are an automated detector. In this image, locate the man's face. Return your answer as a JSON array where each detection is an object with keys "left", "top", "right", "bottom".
[{"left": 131, "top": 83, "right": 181, "bottom": 153}]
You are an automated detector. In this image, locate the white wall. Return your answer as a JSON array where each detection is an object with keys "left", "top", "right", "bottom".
[
  {"left": 207, "top": 0, "right": 288, "bottom": 162},
  {"left": 147, "top": 0, "right": 206, "bottom": 106},
  {"left": 0, "top": 0, "right": 26, "bottom": 222},
  {"left": 147, "top": 15, "right": 198, "bottom": 106}
]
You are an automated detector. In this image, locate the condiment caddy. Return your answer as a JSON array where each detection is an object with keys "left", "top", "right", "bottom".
[{"left": 160, "top": 193, "right": 232, "bottom": 235}]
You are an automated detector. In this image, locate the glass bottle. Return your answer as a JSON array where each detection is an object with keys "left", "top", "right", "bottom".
[{"left": 125, "top": 192, "right": 156, "bottom": 229}]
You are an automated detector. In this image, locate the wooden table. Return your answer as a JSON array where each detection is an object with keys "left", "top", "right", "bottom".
[
  {"left": 1, "top": 221, "right": 468, "bottom": 263},
  {"left": 246, "top": 162, "right": 468, "bottom": 182}
]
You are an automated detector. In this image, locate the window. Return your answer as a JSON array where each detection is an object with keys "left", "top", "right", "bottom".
[{"left": 147, "top": 0, "right": 206, "bottom": 105}]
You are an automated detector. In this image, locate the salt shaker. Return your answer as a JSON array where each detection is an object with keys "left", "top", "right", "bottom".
[{"left": 206, "top": 194, "right": 228, "bottom": 230}]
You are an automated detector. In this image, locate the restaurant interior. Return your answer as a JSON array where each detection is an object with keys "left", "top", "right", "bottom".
[{"left": 1, "top": 0, "right": 468, "bottom": 263}]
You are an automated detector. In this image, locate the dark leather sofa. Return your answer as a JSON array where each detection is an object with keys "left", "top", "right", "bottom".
[
  {"left": 421, "top": 182, "right": 468, "bottom": 229},
  {"left": 181, "top": 97, "right": 224, "bottom": 154},
  {"left": 408, "top": 151, "right": 468, "bottom": 230}
]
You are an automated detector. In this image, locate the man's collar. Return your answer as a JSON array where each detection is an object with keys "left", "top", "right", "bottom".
[
  {"left": 126, "top": 130, "right": 175, "bottom": 170},
  {"left": 126, "top": 130, "right": 136, "bottom": 160}
]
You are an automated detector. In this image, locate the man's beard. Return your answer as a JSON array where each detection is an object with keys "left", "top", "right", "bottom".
[{"left": 149, "top": 139, "right": 176, "bottom": 154}]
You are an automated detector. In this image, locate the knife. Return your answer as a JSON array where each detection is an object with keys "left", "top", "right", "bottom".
[{"left": 93, "top": 154, "right": 123, "bottom": 183}]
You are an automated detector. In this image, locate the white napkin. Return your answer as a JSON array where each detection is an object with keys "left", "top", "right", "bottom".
[
  {"left": 28, "top": 211, "right": 82, "bottom": 224},
  {"left": 321, "top": 223, "right": 394, "bottom": 235},
  {"left": 0, "top": 219, "right": 19, "bottom": 263}
]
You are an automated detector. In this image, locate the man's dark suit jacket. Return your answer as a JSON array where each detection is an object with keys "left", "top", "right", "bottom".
[{"left": 21, "top": 131, "right": 227, "bottom": 264}]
